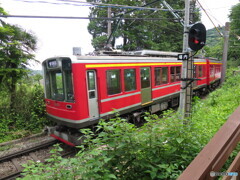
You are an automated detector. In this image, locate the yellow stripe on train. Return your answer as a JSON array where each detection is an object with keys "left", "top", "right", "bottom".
[
  {"left": 86, "top": 63, "right": 182, "bottom": 68},
  {"left": 86, "top": 62, "right": 221, "bottom": 68}
]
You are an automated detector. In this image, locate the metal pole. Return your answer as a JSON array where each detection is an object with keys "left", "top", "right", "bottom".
[
  {"left": 179, "top": 0, "right": 191, "bottom": 118},
  {"left": 221, "top": 22, "right": 230, "bottom": 84},
  {"left": 107, "top": 7, "right": 112, "bottom": 48}
]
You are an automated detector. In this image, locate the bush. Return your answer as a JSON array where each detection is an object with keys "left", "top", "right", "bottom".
[
  {"left": 75, "top": 111, "right": 203, "bottom": 179},
  {"left": 0, "top": 84, "right": 51, "bottom": 143},
  {"left": 20, "top": 111, "right": 202, "bottom": 179}
]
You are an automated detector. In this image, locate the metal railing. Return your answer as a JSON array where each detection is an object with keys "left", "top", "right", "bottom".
[{"left": 178, "top": 106, "right": 240, "bottom": 180}]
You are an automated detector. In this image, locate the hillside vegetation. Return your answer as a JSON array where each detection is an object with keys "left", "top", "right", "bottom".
[
  {"left": 0, "top": 74, "right": 52, "bottom": 143},
  {"left": 204, "top": 27, "right": 224, "bottom": 60},
  {"left": 206, "top": 27, "right": 224, "bottom": 47},
  {"left": 21, "top": 70, "right": 240, "bottom": 179}
]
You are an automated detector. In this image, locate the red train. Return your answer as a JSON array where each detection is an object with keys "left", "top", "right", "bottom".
[{"left": 42, "top": 50, "right": 222, "bottom": 146}]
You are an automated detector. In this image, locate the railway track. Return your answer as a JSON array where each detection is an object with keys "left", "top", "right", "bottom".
[{"left": 0, "top": 138, "right": 77, "bottom": 180}]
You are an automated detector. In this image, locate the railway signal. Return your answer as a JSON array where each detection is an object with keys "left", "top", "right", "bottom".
[
  {"left": 179, "top": 1, "right": 207, "bottom": 119},
  {"left": 188, "top": 23, "right": 206, "bottom": 51}
]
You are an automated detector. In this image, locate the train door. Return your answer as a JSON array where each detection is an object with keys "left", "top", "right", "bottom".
[
  {"left": 140, "top": 67, "right": 152, "bottom": 104},
  {"left": 87, "top": 70, "right": 99, "bottom": 119}
]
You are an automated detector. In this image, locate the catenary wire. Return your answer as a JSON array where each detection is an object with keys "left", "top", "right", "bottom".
[
  {"left": 57, "top": 0, "right": 184, "bottom": 12},
  {"left": 0, "top": 15, "right": 179, "bottom": 21},
  {"left": 198, "top": 0, "right": 224, "bottom": 27},
  {"left": 14, "top": 0, "right": 184, "bottom": 12},
  {"left": 196, "top": 0, "right": 223, "bottom": 37}
]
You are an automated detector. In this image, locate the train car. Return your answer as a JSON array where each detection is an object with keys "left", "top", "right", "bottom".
[{"left": 42, "top": 50, "right": 222, "bottom": 146}]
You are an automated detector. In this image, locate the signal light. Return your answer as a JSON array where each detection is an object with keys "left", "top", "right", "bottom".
[{"left": 188, "top": 23, "right": 206, "bottom": 51}]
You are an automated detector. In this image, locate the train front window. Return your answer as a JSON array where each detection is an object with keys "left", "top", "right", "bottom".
[
  {"left": 64, "top": 70, "right": 74, "bottom": 101},
  {"left": 43, "top": 58, "right": 74, "bottom": 102},
  {"left": 50, "top": 71, "right": 64, "bottom": 101}
]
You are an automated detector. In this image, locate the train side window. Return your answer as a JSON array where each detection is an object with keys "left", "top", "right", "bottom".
[
  {"left": 176, "top": 66, "right": 181, "bottom": 81},
  {"left": 154, "top": 67, "right": 161, "bottom": 86},
  {"left": 162, "top": 67, "right": 168, "bottom": 84},
  {"left": 198, "top": 65, "right": 203, "bottom": 77},
  {"left": 216, "top": 66, "right": 220, "bottom": 73},
  {"left": 124, "top": 69, "right": 136, "bottom": 92},
  {"left": 170, "top": 67, "right": 175, "bottom": 82},
  {"left": 154, "top": 67, "right": 168, "bottom": 86},
  {"left": 107, "top": 69, "right": 121, "bottom": 95},
  {"left": 170, "top": 66, "right": 181, "bottom": 83},
  {"left": 210, "top": 65, "right": 214, "bottom": 77}
]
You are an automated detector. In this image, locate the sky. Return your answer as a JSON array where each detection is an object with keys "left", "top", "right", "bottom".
[{"left": 0, "top": 0, "right": 239, "bottom": 69}]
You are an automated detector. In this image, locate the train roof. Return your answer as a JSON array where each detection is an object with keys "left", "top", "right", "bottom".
[{"left": 43, "top": 49, "right": 221, "bottom": 64}]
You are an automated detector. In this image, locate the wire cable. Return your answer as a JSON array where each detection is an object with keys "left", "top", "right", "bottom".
[
  {"left": 14, "top": 0, "right": 184, "bottom": 12},
  {"left": 196, "top": 0, "right": 223, "bottom": 37},
  {"left": 0, "top": 15, "right": 179, "bottom": 21},
  {"left": 198, "top": 0, "right": 224, "bottom": 27}
]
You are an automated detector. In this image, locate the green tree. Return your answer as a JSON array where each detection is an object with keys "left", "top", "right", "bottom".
[
  {"left": 0, "top": 7, "right": 37, "bottom": 108},
  {"left": 33, "top": 74, "right": 43, "bottom": 85},
  {"left": 204, "top": 27, "right": 224, "bottom": 59},
  {"left": 87, "top": 0, "right": 199, "bottom": 51},
  {"left": 229, "top": 3, "right": 240, "bottom": 65}
]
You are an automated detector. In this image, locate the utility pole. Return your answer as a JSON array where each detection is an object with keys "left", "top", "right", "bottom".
[
  {"left": 189, "top": 0, "right": 196, "bottom": 23},
  {"left": 221, "top": 22, "right": 230, "bottom": 84},
  {"left": 107, "top": 7, "right": 112, "bottom": 48},
  {"left": 179, "top": 0, "right": 191, "bottom": 118}
]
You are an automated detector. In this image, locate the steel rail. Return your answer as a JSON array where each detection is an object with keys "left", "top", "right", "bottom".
[
  {"left": 0, "top": 148, "right": 77, "bottom": 180},
  {"left": 0, "top": 139, "right": 78, "bottom": 180},
  {"left": 0, "top": 139, "right": 58, "bottom": 163}
]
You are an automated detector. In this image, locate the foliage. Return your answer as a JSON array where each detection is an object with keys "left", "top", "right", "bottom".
[
  {"left": 191, "top": 75, "right": 240, "bottom": 145},
  {"left": 21, "top": 71, "right": 43, "bottom": 86},
  {"left": 204, "top": 27, "right": 224, "bottom": 59},
  {"left": 0, "top": 84, "right": 51, "bottom": 143},
  {"left": 205, "top": 27, "right": 224, "bottom": 47},
  {"left": 0, "top": 6, "right": 47, "bottom": 142},
  {"left": 75, "top": 112, "right": 202, "bottom": 179},
  {"left": 228, "top": 3, "right": 240, "bottom": 65},
  {"left": 21, "top": 111, "right": 199, "bottom": 179},
  {"left": 20, "top": 72, "right": 240, "bottom": 179},
  {"left": 21, "top": 144, "right": 76, "bottom": 179},
  {"left": 0, "top": 5, "right": 37, "bottom": 110},
  {"left": 87, "top": 0, "right": 199, "bottom": 51},
  {"left": 204, "top": 3, "right": 240, "bottom": 66}
]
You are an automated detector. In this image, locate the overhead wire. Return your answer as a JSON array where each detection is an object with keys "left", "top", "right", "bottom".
[
  {"left": 57, "top": 0, "right": 183, "bottom": 12},
  {"left": 14, "top": 0, "right": 184, "bottom": 12},
  {"left": 196, "top": 0, "right": 223, "bottom": 37},
  {"left": 105, "top": 0, "right": 171, "bottom": 45},
  {"left": 0, "top": 15, "right": 179, "bottom": 21},
  {"left": 153, "top": 23, "right": 183, "bottom": 35},
  {"left": 9, "top": 0, "right": 184, "bottom": 24},
  {"left": 127, "top": 10, "right": 157, "bottom": 27},
  {"left": 205, "top": 6, "right": 234, "bottom": 11},
  {"left": 198, "top": 0, "right": 224, "bottom": 27}
]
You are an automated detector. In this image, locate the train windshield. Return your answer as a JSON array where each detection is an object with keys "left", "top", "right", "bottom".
[{"left": 43, "top": 58, "right": 74, "bottom": 102}]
